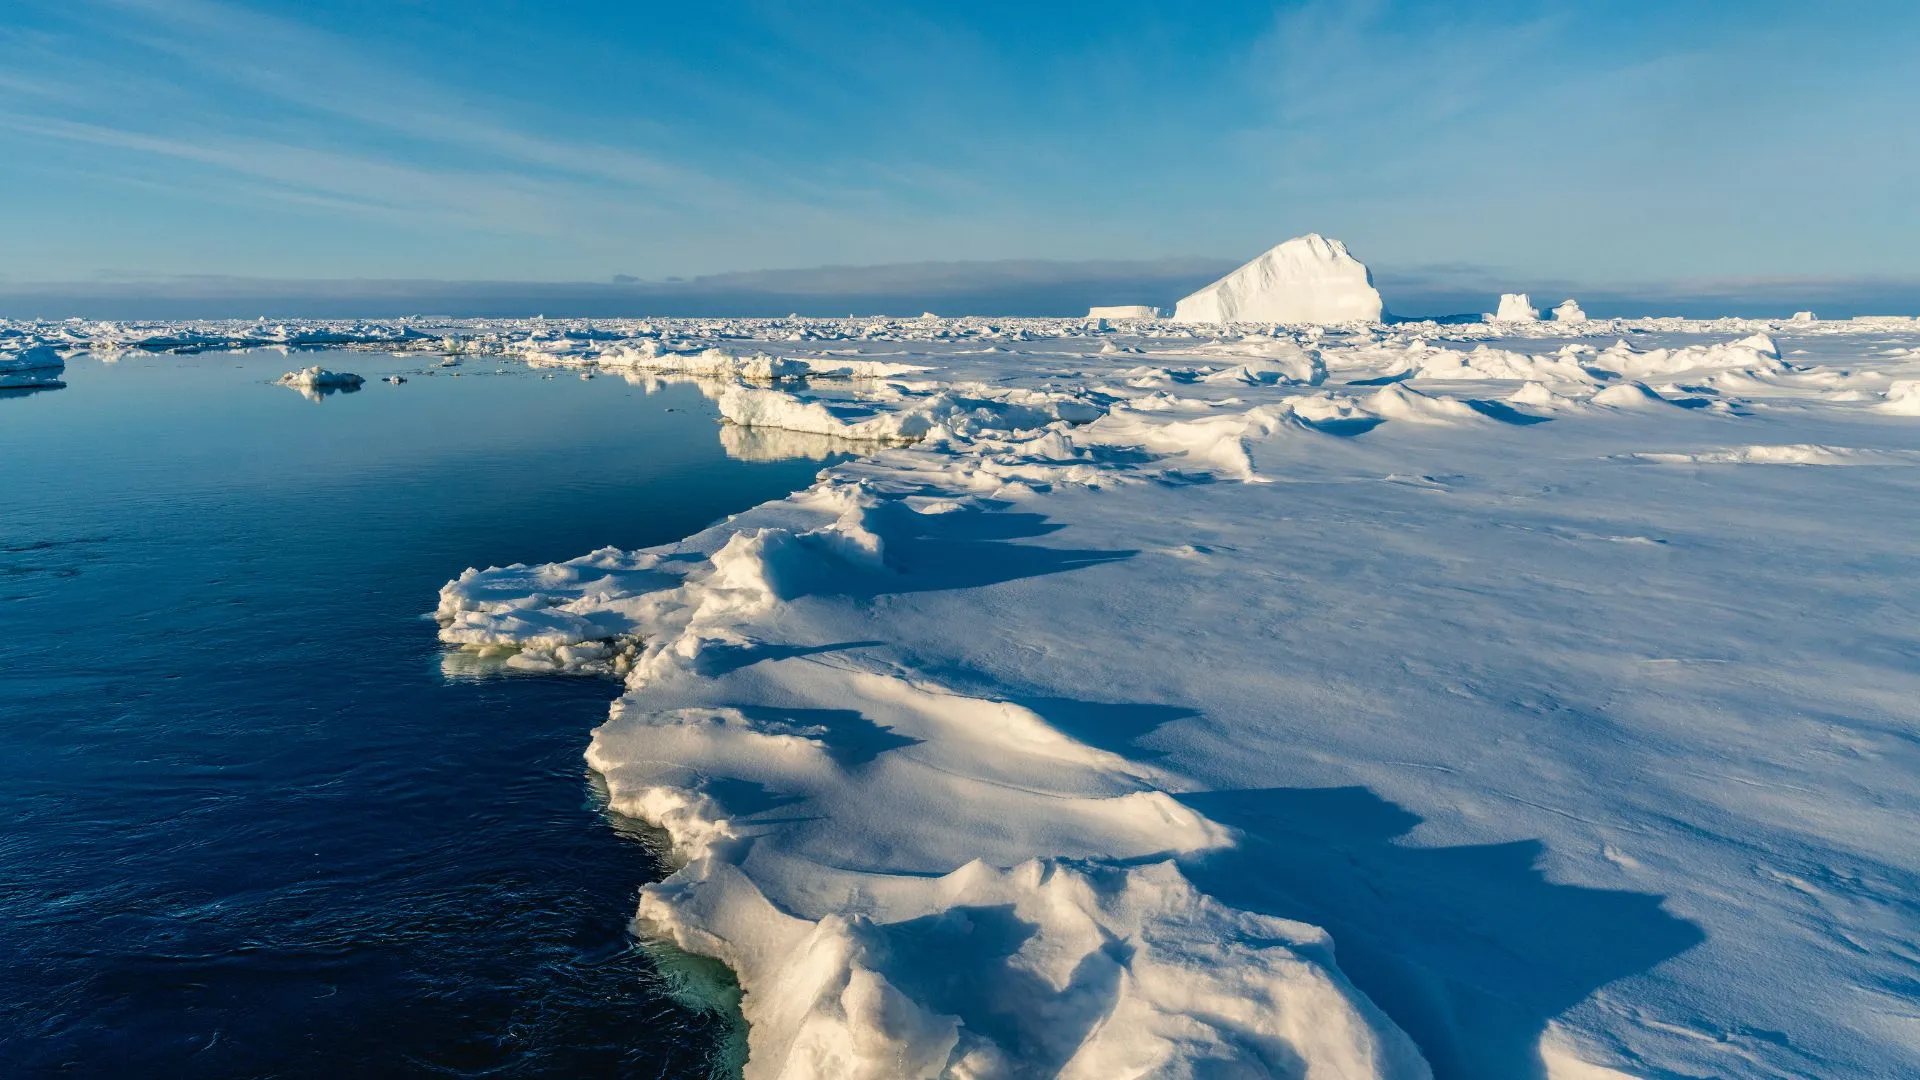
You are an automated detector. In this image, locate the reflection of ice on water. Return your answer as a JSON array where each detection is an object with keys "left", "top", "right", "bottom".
[
  {"left": 717, "top": 423, "right": 862, "bottom": 462},
  {"left": 0, "top": 382, "right": 66, "bottom": 397},
  {"left": 286, "top": 383, "right": 363, "bottom": 402}
]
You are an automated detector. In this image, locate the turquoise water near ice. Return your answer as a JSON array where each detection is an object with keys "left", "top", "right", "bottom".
[{"left": 0, "top": 350, "right": 837, "bottom": 1076}]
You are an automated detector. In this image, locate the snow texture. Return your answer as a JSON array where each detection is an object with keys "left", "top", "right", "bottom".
[
  {"left": 16, "top": 310, "right": 1920, "bottom": 1079},
  {"left": 1173, "top": 234, "right": 1384, "bottom": 325}
]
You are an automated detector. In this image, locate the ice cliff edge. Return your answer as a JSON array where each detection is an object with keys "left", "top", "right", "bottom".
[{"left": 1173, "top": 233, "right": 1385, "bottom": 325}]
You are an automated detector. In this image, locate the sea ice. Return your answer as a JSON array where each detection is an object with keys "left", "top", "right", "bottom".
[{"left": 10, "top": 310, "right": 1914, "bottom": 1080}]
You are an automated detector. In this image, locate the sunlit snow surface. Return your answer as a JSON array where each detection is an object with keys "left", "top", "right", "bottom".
[{"left": 16, "top": 312, "right": 1920, "bottom": 1078}]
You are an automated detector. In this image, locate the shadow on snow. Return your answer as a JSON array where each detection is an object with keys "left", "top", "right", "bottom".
[{"left": 1178, "top": 785, "right": 1705, "bottom": 1080}]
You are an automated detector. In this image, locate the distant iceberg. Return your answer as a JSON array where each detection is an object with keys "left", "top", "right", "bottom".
[
  {"left": 1086, "top": 305, "right": 1159, "bottom": 320},
  {"left": 1551, "top": 299, "right": 1586, "bottom": 322},
  {"left": 1490, "top": 293, "right": 1539, "bottom": 323},
  {"left": 1173, "top": 234, "right": 1384, "bottom": 325}
]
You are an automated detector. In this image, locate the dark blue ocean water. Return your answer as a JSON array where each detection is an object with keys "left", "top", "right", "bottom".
[{"left": 0, "top": 350, "right": 835, "bottom": 1077}]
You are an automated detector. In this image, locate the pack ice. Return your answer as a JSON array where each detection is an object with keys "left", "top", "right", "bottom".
[
  {"left": 15, "top": 310, "right": 1915, "bottom": 1079},
  {"left": 1173, "top": 234, "right": 1385, "bottom": 325}
]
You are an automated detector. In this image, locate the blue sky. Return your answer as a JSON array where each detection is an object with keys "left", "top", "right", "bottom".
[{"left": 2, "top": 0, "right": 1916, "bottom": 301}]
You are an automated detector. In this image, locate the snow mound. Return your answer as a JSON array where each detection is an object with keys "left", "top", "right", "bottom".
[
  {"left": 1591, "top": 382, "right": 1674, "bottom": 409},
  {"left": 1173, "top": 234, "right": 1384, "bottom": 325},
  {"left": 1087, "top": 305, "right": 1158, "bottom": 320},
  {"left": 1878, "top": 379, "right": 1920, "bottom": 415},
  {"left": 1412, "top": 343, "right": 1593, "bottom": 383},
  {"left": 1552, "top": 299, "right": 1587, "bottom": 322},
  {"left": 1589, "top": 334, "right": 1781, "bottom": 380},
  {"left": 1362, "top": 383, "right": 1485, "bottom": 425},
  {"left": 1490, "top": 294, "right": 1539, "bottom": 323}
]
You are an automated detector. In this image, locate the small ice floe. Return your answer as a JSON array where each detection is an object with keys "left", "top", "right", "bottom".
[
  {"left": 275, "top": 367, "right": 364, "bottom": 400},
  {"left": 0, "top": 344, "right": 67, "bottom": 389},
  {"left": 276, "top": 366, "right": 365, "bottom": 390}
]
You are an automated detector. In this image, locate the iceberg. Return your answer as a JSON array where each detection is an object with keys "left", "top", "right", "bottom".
[
  {"left": 1086, "top": 305, "right": 1159, "bottom": 320},
  {"left": 1490, "top": 293, "right": 1539, "bottom": 322},
  {"left": 1172, "top": 234, "right": 1384, "bottom": 325},
  {"left": 1552, "top": 298, "right": 1587, "bottom": 322}
]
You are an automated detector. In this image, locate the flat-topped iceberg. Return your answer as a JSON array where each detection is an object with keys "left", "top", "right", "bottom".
[
  {"left": 1173, "top": 233, "right": 1384, "bottom": 325},
  {"left": 1086, "top": 305, "right": 1159, "bottom": 320}
]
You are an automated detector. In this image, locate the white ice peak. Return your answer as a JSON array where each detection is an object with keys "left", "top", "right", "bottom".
[
  {"left": 1492, "top": 293, "right": 1540, "bottom": 322},
  {"left": 1173, "top": 233, "right": 1385, "bottom": 325}
]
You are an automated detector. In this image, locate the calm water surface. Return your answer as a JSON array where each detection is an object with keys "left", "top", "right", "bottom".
[{"left": 0, "top": 350, "right": 837, "bottom": 1076}]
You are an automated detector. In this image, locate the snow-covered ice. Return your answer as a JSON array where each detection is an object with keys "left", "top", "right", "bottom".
[
  {"left": 1173, "top": 234, "right": 1385, "bottom": 325},
  {"left": 14, "top": 310, "right": 1918, "bottom": 1078},
  {"left": 1, "top": 341, "right": 66, "bottom": 388}
]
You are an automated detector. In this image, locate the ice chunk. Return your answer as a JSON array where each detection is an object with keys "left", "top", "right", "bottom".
[
  {"left": 1173, "top": 234, "right": 1384, "bottom": 325},
  {"left": 0, "top": 343, "right": 65, "bottom": 388},
  {"left": 1791, "top": 311, "right": 1817, "bottom": 322},
  {"left": 275, "top": 367, "right": 365, "bottom": 389},
  {"left": 1552, "top": 299, "right": 1587, "bottom": 322}
]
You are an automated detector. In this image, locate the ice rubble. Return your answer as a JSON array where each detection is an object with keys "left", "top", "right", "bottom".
[
  {"left": 401, "top": 310, "right": 1920, "bottom": 1080},
  {"left": 1173, "top": 234, "right": 1385, "bottom": 325}
]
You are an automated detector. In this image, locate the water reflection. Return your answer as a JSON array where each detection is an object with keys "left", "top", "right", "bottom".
[
  {"left": 0, "top": 381, "right": 66, "bottom": 397},
  {"left": 717, "top": 423, "right": 865, "bottom": 462},
  {"left": 281, "top": 382, "right": 363, "bottom": 402}
]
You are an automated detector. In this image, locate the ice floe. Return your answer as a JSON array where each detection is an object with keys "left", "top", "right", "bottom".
[{"left": 408, "top": 312, "right": 1920, "bottom": 1079}]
